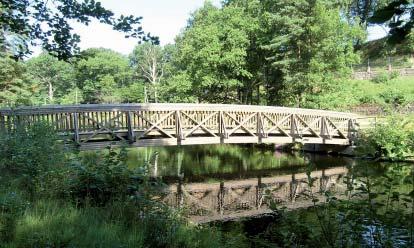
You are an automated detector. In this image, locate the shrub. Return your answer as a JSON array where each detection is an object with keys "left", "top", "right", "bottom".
[
  {"left": 0, "top": 123, "right": 64, "bottom": 198},
  {"left": 379, "top": 89, "right": 407, "bottom": 107},
  {"left": 389, "top": 70, "right": 400, "bottom": 80},
  {"left": 0, "top": 192, "right": 27, "bottom": 243},
  {"left": 372, "top": 71, "right": 390, "bottom": 84},
  {"left": 356, "top": 117, "right": 413, "bottom": 160},
  {"left": 67, "top": 146, "right": 166, "bottom": 206}
]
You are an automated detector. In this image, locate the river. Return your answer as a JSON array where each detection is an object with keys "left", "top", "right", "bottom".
[{"left": 117, "top": 144, "right": 413, "bottom": 247}]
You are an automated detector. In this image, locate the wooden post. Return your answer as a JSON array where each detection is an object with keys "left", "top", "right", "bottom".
[
  {"left": 256, "top": 112, "right": 266, "bottom": 143},
  {"left": 321, "top": 116, "right": 326, "bottom": 137},
  {"left": 175, "top": 110, "right": 183, "bottom": 142},
  {"left": 290, "top": 114, "right": 299, "bottom": 138},
  {"left": 219, "top": 111, "right": 228, "bottom": 142},
  {"left": 73, "top": 112, "right": 80, "bottom": 145},
  {"left": 126, "top": 111, "right": 136, "bottom": 143}
]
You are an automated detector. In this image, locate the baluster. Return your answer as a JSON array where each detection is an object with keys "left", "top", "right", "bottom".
[
  {"left": 126, "top": 111, "right": 136, "bottom": 143},
  {"left": 73, "top": 113, "right": 80, "bottom": 145}
]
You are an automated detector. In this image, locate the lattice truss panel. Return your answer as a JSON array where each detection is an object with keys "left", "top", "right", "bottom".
[{"left": 0, "top": 104, "right": 358, "bottom": 147}]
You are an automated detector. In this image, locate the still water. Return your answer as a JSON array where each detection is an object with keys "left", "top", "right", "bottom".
[
  {"left": 124, "top": 144, "right": 353, "bottom": 183},
  {"left": 118, "top": 144, "right": 413, "bottom": 247}
]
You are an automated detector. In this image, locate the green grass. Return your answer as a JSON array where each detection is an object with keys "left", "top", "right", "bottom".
[
  {"left": 310, "top": 76, "right": 414, "bottom": 111},
  {"left": 2, "top": 199, "right": 247, "bottom": 248}
]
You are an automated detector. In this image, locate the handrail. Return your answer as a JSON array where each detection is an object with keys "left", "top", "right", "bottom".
[{"left": 0, "top": 103, "right": 359, "bottom": 118}]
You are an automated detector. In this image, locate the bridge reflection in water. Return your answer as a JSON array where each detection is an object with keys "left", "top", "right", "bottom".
[
  {"left": 0, "top": 104, "right": 359, "bottom": 150},
  {"left": 162, "top": 167, "right": 348, "bottom": 223}
]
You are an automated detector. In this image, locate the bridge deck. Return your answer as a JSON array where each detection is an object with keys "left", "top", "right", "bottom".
[{"left": 0, "top": 103, "right": 360, "bottom": 149}]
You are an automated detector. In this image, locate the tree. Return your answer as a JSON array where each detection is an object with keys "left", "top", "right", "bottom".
[
  {"left": 342, "top": 0, "right": 391, "bottom": 28},
  {"left": 130, "top": 42, "right": 166, "bottom": 103},
  {"left": 0, "top": 57, "right": 37, "bottom": 106},
  {"left": 26, "top": 53, "right": 76, "bottom": 104},
  {"left": 75, "top": 48, "right": 134, "bottom": 103},
  {"left": 369, "top": 0, "right": 414, "bottom": 43},
  {"left": 262, "top": 0, "right": 363, "bottom": 107},
  {"left": 0, "top": 0, "right": 157, "bottom": 60},
  {"left": 174, "top": 2, "right": 259, "bottom": 103}
]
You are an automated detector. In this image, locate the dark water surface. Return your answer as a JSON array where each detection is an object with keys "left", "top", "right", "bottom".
[
  {"left": 117, "top": 144, "right": 414, "bottom": 247},
  {"left": 123, "top": 144, "right": 353, "bottom": 183},
  {"left": 82, "top": 144, "right": 413, "bottom": 246}
]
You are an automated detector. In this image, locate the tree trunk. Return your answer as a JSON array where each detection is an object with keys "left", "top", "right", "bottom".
[
  {"left": 48, "top": 82, "right": 54, "bottom": 103},
  {"left": 154, "top": 85, "right": 158, "bottom": 103}
]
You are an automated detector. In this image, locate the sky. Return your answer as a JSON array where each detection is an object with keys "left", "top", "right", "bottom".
[
  {"left": 68, "top": 0, "right": 222, "bottom": 55},
  {"left": 36, "top": 0, "right": 387, "bottom": 56}
]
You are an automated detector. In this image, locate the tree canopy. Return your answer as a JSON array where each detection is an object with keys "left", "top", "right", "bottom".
[
  {"left": 0, "top": 0, "right": 158, "bottom": 59},
  {"left": 369, "top": 0, "right": 414, "bottom": 44}
]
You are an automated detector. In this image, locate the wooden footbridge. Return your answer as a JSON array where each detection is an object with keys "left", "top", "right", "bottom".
[{"left": 0, "top": 104, "right": 361, "bottom": 150}]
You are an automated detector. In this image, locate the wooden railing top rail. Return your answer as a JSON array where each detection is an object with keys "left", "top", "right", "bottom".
[{"left": 0, "top": 103, "right": 359, "bottom": 118}]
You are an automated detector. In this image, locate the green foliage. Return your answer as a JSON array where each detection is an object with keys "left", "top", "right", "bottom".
[
  {"left": 356, "top": 117, "right": 414, "bottom": 160},
  {"left": 173, "top": 2, "right": 259, "bottom": 103},
  {"left": 369, "top": 0, "right": 414, "bottom": 44},
  {"left": 379, "top": 88, "right": 407, "bottom": 106},
  {"left": 0, "top": 192, "right": 26, "bottom": 243},
  {"left": 0, "top": 123, "right": 64, "bottom": 197},
  {"left": 263, "top": 0, "right": 363, "bottom": 106},
  {"left": 371, "top": 70, "right": 401, "bottom": 84},
  {"left": 260, "top": 161, "right": 414, "bottom": 247},
  {"left": 0, "top": 127, "right": 246, "bottom": 247},
  {"left": 129, "top": 42, "right": 168, "bottom": 103},
  {"left": 1, "top": 0, "right": 154, "bottom": 59},
  {"left": 75, "top": 48, "right": 135, "bottom": 103},
  {"left": 26, "top": 53, "right": 76, "bottom": 104},
  {"left": 372, "top": 71, "right": 392, "bottom": 84},
  {"left": 159, "top": 73, "right": 197, "bottom": 103},
  {"left": 68, "top": 146, "right": 150, "bottom": 206},
  {"left": 0, "top": 56, "right": 38, "bottom": 107}
]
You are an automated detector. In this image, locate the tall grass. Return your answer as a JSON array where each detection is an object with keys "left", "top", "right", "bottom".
[
  {"left": 305, "top": 76, "right": 414, "bottom": 111},
  {"left": 0, "top": 123, "right": 249, "bottom": 247}
]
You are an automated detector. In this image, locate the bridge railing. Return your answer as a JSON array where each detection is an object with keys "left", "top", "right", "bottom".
[{"left": 0, "top": 103, "right": 359, "bottom": 149}]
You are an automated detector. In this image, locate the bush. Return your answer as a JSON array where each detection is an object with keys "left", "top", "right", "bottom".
[
  {"left": 372, "top": 71, "right": 390, "bottom": 84},
  {"left": 356, "top": 117, "right": 413, "bottom": 160},
  {"left": 0, "top": 123, "right": 64, "bottom": 198},
  {"left": 379, "top": 89, "right": 407, "bottom": 106},
  {"left": 389, "top": 70, "right": 400, "bottom": 80},
  {"left": 0, "top": 192, "right": 27, "bottom": 243},
  {"left": 68, "top": 146, "right": 141, "bottom": 206}
]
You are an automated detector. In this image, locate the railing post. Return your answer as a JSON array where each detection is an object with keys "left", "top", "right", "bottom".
[
  {"left": 320, "top": 116, "right": 326, "bottom": 137},
  {"left": 126, "top": 111, "right": 136, "bottom": 143},
  {"left": 175, "top": 110, "right": 183, "bottom": 143},
  {"left": 73, "top": 112, "right": 80, "bottom": 145},
  {"left": 219, "top": 111, "right": 228, "bottom": 142},
  {"left": 256, "top": 112, "right": 266, "bottom": 143},
  {"left": 290, "top": 114, "right": 298, "bottom": 138}
]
